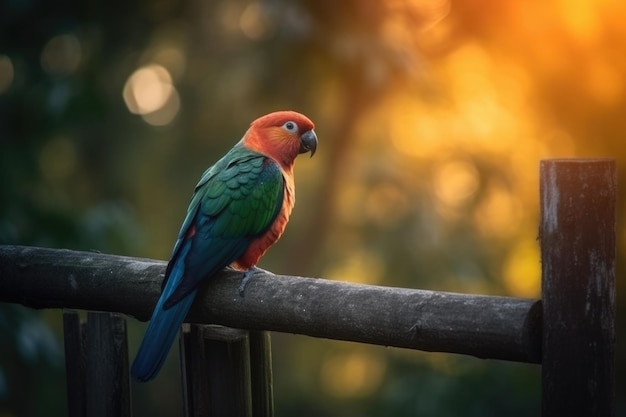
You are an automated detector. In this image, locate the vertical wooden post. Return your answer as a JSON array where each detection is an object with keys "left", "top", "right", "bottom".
[
  {"left": 64, "top": 312, "right": 87, "bottom": 417},
  {"left": 540, "top": 159, "right": 616, "bottom": 417},
  {"left": 249, "top": 331, "right": 274, "bottom": 417},
  {"left": 180, "top": 324, "right": 252, "bottom": 417},
  {"left": 63, "top": 312, "right": 132, "bottom": 417},
  {"left": 85, "top": 312, "right": 132, "bottom": 417}
]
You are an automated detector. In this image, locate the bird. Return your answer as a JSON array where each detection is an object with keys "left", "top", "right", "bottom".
[{"left": 131, "top": 110, "right": 317, "bottom": 382}]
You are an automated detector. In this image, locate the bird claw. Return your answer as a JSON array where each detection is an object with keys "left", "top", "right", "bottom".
[{"left": 238, "top": 266, "right": 270, "bottom": 296}]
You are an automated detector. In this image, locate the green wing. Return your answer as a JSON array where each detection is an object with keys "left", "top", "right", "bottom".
[{"left": 162, "top": 144, "right": 284, "bottom": 306}]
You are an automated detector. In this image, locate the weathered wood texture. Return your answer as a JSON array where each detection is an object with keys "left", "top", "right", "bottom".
[
  {"left": 63, "top": 311, "right": 132, "bottom": 417},
  {"left": 63, "top": 312, "right": 87, "bottom": 417},
  {"left": 0, "top": 245, "right": 541, "bottom": 363},
  {"left": 179, "top": 326, "right": 273, "bottom": 417},
  {"left": 180, "top": 324, "right": 252, "bottom": 417},
  {"left": 249, "top": 331, "right": 274, "bottom": 417},
  {"left": 540, "top": 159, "right": 616, "bottom": 416}
]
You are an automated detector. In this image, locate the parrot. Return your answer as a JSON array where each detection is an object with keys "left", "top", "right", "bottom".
[{"left": 131, "top": 110, "right": 317, "bottom": 382}]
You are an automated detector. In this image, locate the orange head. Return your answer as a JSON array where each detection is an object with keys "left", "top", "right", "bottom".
[{"left": 242, "top": 111, "right": 318, "bottom": 170}]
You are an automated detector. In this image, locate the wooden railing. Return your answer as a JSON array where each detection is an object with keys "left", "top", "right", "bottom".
[{"left": 0, "top": 159, "right": 616, "bottom": 416}]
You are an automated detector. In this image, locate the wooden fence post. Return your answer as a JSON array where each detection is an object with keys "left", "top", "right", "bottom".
[
  {"left": 63, "top": 311, "right": 132, "bottom": 417},
  {"left": 249, "top": 331, "right": 274, "bottom": 417},
  {"left": 180, "top": 324, "right": 253, "bottom": 417},
  {"left": 64, "top": 312, "right": 87, "bottom": 417},
  {"left": 540, "top": 159, "right": 616, "bottom": 416}
]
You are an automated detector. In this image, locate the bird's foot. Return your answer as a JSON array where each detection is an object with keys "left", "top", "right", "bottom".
[{"left": 238, "top": 266, "right": 271, "bottom": 296}]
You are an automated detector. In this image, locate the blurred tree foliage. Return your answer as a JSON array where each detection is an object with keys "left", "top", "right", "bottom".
[{"left": 1, "top": 0, "right": 625, "bottom": 416}]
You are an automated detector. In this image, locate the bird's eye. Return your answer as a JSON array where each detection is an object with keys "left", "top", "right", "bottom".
[{"left": 282, "top": 121, "right": 298, "bottom": 133}]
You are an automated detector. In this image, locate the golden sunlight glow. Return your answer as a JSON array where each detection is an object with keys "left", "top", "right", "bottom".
[
  {"left": 433, "top": 159, "right": 479, "bottom": 208},
  {"left": 389, "top": 43, "right": 533, "bottom": 161},
  {"left": 123, "top": 64, "right": 180, "bottom": 125},
  {"left": 540, "top": 129, "right": 576, "bottom": 156},
  {"left": 389, "top": 104, "right": 450, "bottom": 159},
  {"left": 502, "top": 239, "right": 541, "bottom": 298},
  {"left": 473, "top": 183, "right": 523, "bottom": 239},
  {"left": 584, "top": 58, "right": 624, "bottom": 105},
  {"left": 320, "top": 350, "right": 386, "bottom": 398},
  {"left": 0, "top": 55, "right": 14, "bottom": 94},
  {"left": 443, "top": 45, "right": 528, "bottom": 153},
  {"left": 335, "top": 182, "right": 367, "bottom": 227},
  {"left": 41, "top": 34, "right": 82, "bottom": 75},
  {"left": 556, "top": 0, "right": 601, "bottom": 44}
]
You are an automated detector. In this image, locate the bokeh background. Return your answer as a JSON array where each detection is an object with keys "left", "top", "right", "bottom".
[{"left": 1, "top": 0, "right": 625, "bottom": 415}]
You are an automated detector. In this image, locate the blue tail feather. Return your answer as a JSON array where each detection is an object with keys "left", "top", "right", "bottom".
[{"left": 131, "top": 253, "right": 196, "bottom": 382}]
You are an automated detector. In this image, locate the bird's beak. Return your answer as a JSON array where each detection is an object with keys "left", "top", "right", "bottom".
[{"left": 299, "top": 129, "right": 318, "bottom": 157}]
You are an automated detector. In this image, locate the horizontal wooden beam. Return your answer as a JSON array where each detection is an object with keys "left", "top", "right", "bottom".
[{"left": 0, "top": 245, "right": 541, "bottom": 364}]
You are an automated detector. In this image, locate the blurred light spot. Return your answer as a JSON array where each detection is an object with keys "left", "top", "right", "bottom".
[
  {"left": 502, "top": 240, "right": 540, "bottom": 298},
  {"left": 473, "top": 183, "right": 522, "bottom": 239},
  {"left": 123, "top": 64, "right": 180, "bottom": 125},
  {"left": 433, "top": 159, "right": 479, "bottom": 207},
  {"left": 459, "top": 97, "right": 499, "bottom": 139},
  {"left": 41, "top": 34, "right": 82, "bottom": 75},
  {"left": 123, "top": 64, "right": 173, "bottom": 114},
  {"left": 390, "top": 105, "right": 446, "bottom": 158},
  {"left": 39, "top": 137, "right": 77, "bottom": 181},
  {"left": 239, "top": 2, "right": 274, "bottom": 40},
  {"left": 365, "top": 182, "right": 409, "bottom": 227},
  {"left": 497, "top": 64, "right": 531, "bottom": 107},
  {"left": 446, "top": 43, "right": 493, "bottom": 101},
  {"left": 557, "top": 0, "right": 601, "bottom": 43},
  {"left": 321, "top": 350, "right": 386, "bottom": 398},
  {"left": 141, "top": 89, "right": 181, "bottom": 126},
  {"left": 325, "top": 250, "right": 385, "bottom": 285},
  {"left": 0, "top": 55, "right": 14, "bottom": 94}
]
